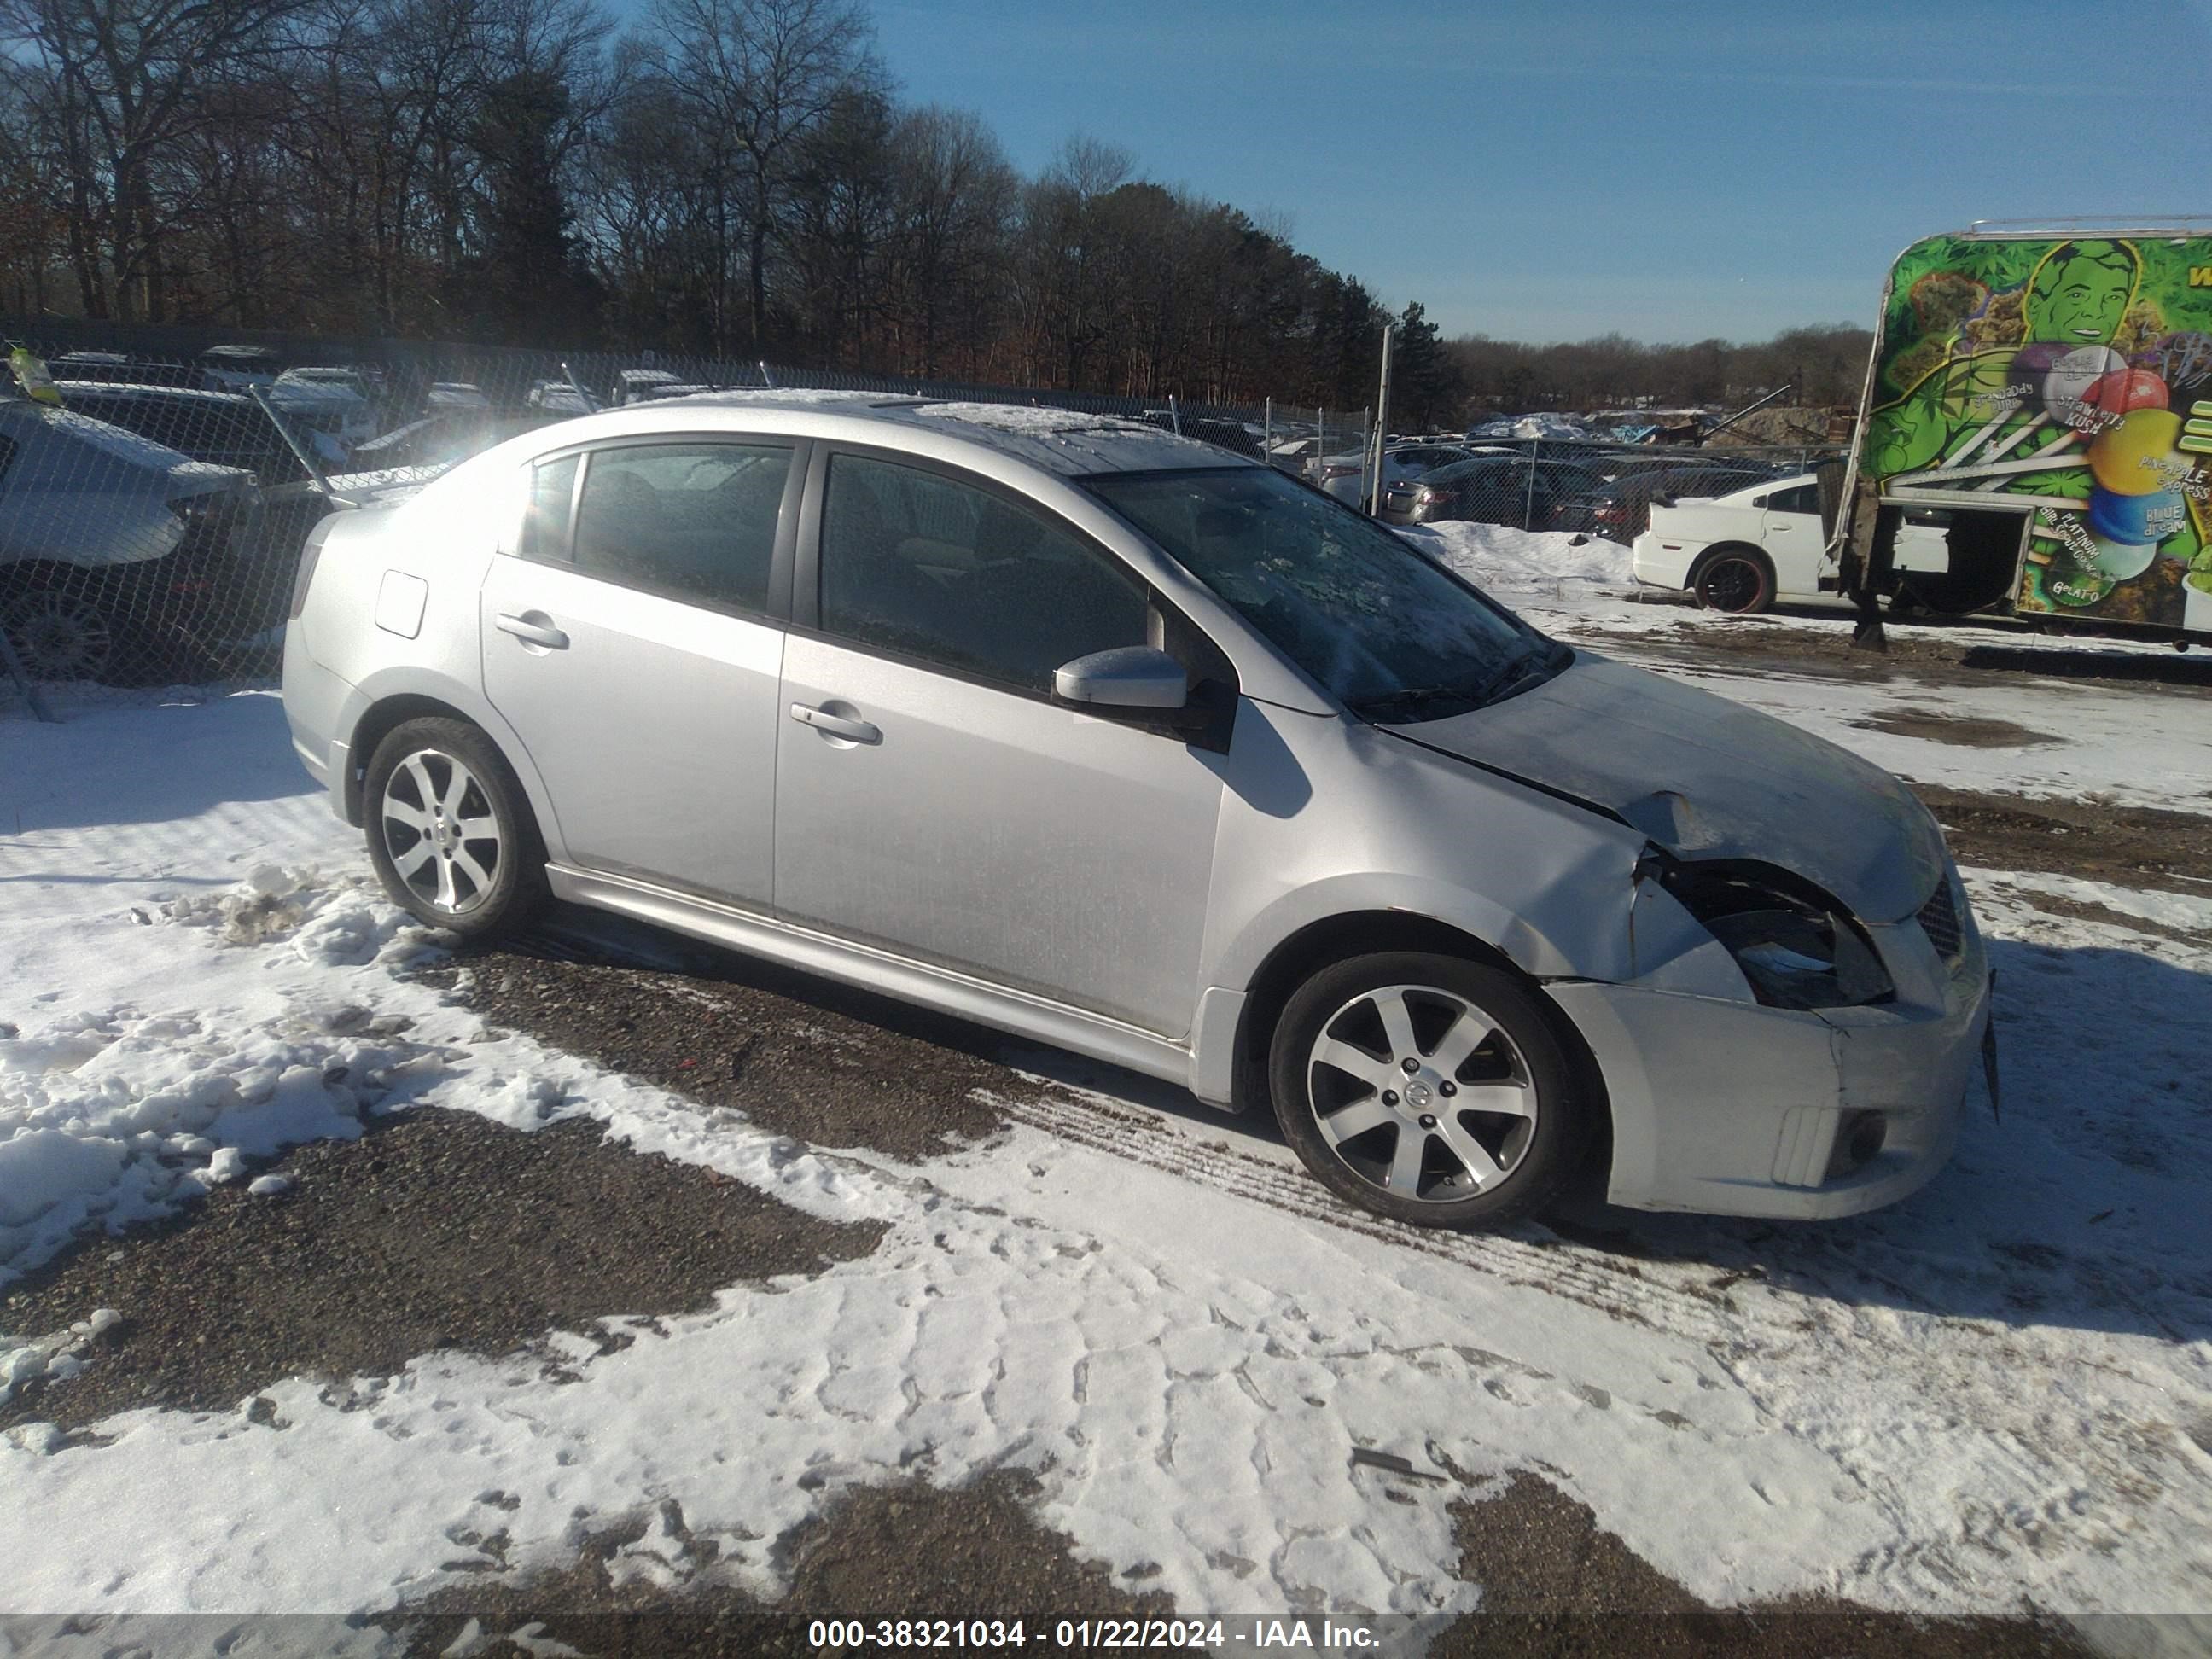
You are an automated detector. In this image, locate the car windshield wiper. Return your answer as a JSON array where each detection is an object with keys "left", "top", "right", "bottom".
[
  {"left": 1458, "top": 643, "right": 1558, "bottom": 709},
  {"left": 1348, "top": 683, "right": 1481, "bottom": 720}
]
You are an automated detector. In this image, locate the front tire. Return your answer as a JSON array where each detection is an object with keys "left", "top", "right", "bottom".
[
  {"left": 1267, "top": 952, "right": 1593, "bottom": 1229},
  {"left": 363, "top": 717, "right": 547, "bottom": 939},
  {"left": 1691, "top": 548, "right": 1776, "bottom": 614}
]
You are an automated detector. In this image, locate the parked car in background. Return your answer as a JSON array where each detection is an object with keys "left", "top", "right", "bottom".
[
  {"left": 0, "top": 398, "right": 258, "bottom": 680},
  {"left": 283, "top": 392, "right": 1988, "bottom": 1231},
  {"left": 1133, "top": 410, "right": 1266, "bottom": 458},
  {"left": 1382, "top": 456, "right": 1610, "bottom": 530},
  {"left": 427, "top": 381, "right": 492, "bottom": 411},
  {"left": 55, "top": 381, "right": 343, "bottom": 480},
  {"left": 527, "top": 379, "right": 600, "bottom": 415},
  {"left": 608, "top": 368, "right": 682, "bottom": 406},
  {"left": 198, "top": 344, "right": 285, "bottom": 390},
  {"left": 1632, "top": 474, "right": 1955, "bottom": 614},
  {"left": 1306, "top": 442, "right": 1479, "bottom": 506},
  {"left": 1546, "top": 463, "right": 1786, "bottom": 544},
  {"left": 49, "top": 352, "right": 213, "bottom": 391}
]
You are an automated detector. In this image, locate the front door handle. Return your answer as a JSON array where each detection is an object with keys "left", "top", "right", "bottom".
[
  {"left": 789, "top": 702, "right": 881, "bottom": 745},
  {"left": 496, "top": 611, "right": 569, "bottom": 649}
]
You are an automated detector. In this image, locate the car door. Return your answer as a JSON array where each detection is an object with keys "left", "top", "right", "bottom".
[
  {"left": 479, "top": 436, "right": 800, "bottom": 908},
  {"left": 1757, "top": 481, "right": 1825, "bottom": 594},
  {"left": 772, "top": 448, "right": 1225, "bottom": 1036}
]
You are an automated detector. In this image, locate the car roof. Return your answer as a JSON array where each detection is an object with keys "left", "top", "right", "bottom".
[
  {"left": 556, "top": 391, "right": 1243, "bottom": 479},
  {"left": 57, "top": 381, "right": 259, "bottom": 410}
]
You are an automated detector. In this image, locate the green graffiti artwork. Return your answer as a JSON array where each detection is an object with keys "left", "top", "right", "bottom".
[{"left": 1860, "top": 233, "right": 2212, "bottom": 632}]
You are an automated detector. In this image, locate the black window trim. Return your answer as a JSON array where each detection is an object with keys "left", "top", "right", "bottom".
[
  {"left": 790, "top": 440, "right": 1239, "bottom": 750},
  {"left": 510, "top": 431, "right": 810, "bottom": 627}
]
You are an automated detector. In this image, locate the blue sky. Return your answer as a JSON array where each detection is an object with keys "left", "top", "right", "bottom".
[{"left": 868, "top": 0, "right": 2212, "bottom": 345}]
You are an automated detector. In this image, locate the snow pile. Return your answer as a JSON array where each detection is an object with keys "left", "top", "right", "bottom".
[
  {"left": 0, "top": 994, "right": 445, "bottom": 1282},
  {"left": 1, "top": 1307, "right": 120, "bottom": 1412},
  {"left": 1397, "top": 519, "right": 1634, "bottom": 591}
]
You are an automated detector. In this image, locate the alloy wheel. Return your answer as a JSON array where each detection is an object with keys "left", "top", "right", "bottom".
[
  {"left": 1304, "top": 983, "right": 1539, "bottom": 1203},
  {"left": 379, "top": 748, "right": 504, "bottom": 917},
  {"left": 3, "top": 588, "right": 115, "bottom": 680},
  {"left": 1701, "top": 557, "right": 1764, "bottom": 613}
]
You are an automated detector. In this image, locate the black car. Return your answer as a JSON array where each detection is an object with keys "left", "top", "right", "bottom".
[
  {"left": 55, "top": 381, "right": 319, "bottom": 486},
  {"left": 1133, "top": 410, "right": 1264, "bottom": 459}
]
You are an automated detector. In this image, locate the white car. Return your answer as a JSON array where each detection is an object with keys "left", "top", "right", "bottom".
[
  {"left": 1632, "top": 474, "right": 1949, "bottom": 614},
  {"left": 282, "top": 392, "right": 1990, "bottom": 1229}
]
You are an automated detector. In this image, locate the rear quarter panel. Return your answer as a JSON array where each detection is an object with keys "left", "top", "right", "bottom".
[{"left": 297, "top": 485, "right": 568, "bottom": 855}]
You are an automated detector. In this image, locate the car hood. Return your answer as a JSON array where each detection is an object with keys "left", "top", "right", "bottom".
[{"left": 1380, "top": 653, "right": 1946, "bottom": 923}]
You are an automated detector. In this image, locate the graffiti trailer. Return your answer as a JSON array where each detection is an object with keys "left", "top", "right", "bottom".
[{"left": 1833, "top": 223, "right": 2212, "bottom": 648}]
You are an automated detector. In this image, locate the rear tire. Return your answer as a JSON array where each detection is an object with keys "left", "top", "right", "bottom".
[
  {"left": 1267, "top": 952, "right": 1594, "bottom": 1230},
  {"left": 1691, "top": 547, "right": 1775, "bottom": 614},
  {"left": 363, "top": 717, "right": 548, "bottom": 939}
]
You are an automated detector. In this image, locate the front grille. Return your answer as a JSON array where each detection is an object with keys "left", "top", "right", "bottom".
[{"left": 1918, "top": 876, "right": 1963, "bottom": 963}]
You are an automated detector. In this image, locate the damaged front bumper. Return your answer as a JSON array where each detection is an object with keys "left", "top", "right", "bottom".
[{"left": 1549, "top": 911, "right": 1992, "bottom": 1220}]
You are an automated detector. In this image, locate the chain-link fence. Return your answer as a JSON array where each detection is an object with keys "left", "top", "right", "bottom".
[
  {"left": 0, "top": 322, "right": 1382, "bottom": 696},
  {"left": 1359, "top": 435, "right": 1842, "bottom": 540}
]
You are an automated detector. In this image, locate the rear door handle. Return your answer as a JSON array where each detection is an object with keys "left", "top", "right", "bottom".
[
  {"left": 789, "top": 702, "right": 881, "bottom": 745},
  {"left": 496, "top": 611, "right": 569, "bottom": 649}
]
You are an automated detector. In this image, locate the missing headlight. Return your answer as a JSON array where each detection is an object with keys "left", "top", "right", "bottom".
[{"left": 1641, "top": 853, "right": 1895, "bottom": 1010}]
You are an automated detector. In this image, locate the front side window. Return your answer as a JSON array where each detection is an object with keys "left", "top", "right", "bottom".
[
  {"left": 570, "top": 442, "right": 790, "bottom": 613},
  {"left": 818, "top": 453, "right": 1150, "bottom": 692},
  {"left": 1086, "top": 466, "right": 1551, "bottom": 719}
]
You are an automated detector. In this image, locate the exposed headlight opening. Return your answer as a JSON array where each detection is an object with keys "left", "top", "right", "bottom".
[{"left": 1641, "top": 852, "right": 1895, "bottom": 1010}]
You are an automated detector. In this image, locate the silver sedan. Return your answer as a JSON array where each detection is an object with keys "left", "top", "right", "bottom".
[{"left": 282, "top": 393, "right": 1991, "bottom": 1230}]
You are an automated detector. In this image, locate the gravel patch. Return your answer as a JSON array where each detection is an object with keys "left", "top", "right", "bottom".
[
  {"left": 1435, "top": 1469, "right": 2091, "bottom": 1657},
  {"left": 432, "top": 943, "right": 1022, "bottom": 1162},
  {"left": 383, "top": 1469, "right": 1170, "bottom": 1656},
  {"left": 0, "top": 1106, "right": 885, "bottom": 1434},
  {"left": 1914, "top": 784, "right": 2212, "bottom": 896}
]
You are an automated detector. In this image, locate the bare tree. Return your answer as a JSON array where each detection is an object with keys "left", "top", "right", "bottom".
[
  {"left": 649, "top": 0, "right": 878, "bottom": 352},
  {"left": 0, "top": 0, "right": 319, "bottom": 318}
]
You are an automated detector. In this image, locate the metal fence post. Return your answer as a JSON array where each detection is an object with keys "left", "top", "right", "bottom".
[
  {"left": 1367, "top": 325, "right": 1394, "bottom": 517},
  {"left": 1522, "top": 439, "right": 1536, "bottom": 530}
]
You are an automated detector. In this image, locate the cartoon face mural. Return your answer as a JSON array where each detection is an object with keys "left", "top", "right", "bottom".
[
  {"left": 2023, "top": 240, "right": 2138, "bottom": 346},
  {"left": 1859, "top": 234, "right": 2212, "bottom": 632}
]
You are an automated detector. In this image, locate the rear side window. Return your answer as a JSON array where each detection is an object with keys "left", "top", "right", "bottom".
[
  {"left": 519, "top": 454, "right": 579, "bottom": 561},
  {"left": 1767, "top": 484, "right": 1819, "bottom": 515},
  {"left": 818, "top": 453, "right": 1150, "bottom": 693},
  {"left": 570, "top": 442, "right": 789, "bottom": 614}
]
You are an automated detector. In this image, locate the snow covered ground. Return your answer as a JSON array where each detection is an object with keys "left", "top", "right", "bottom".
[
  {"left": 2, "top": 609, "right": 2209, "bottom": 1637},
  {"left": 1396, "top": 521, "right": 1633, "bottom": 592}
]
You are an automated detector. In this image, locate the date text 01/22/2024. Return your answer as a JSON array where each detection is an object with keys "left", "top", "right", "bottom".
[{"left": 806, "top": 1617, "right": 1388, "bottom": 1650}]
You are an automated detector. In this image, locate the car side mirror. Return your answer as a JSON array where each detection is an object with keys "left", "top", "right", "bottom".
[{"left": 1052, "top": 645, "right": 1189, "bottom": 710}]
